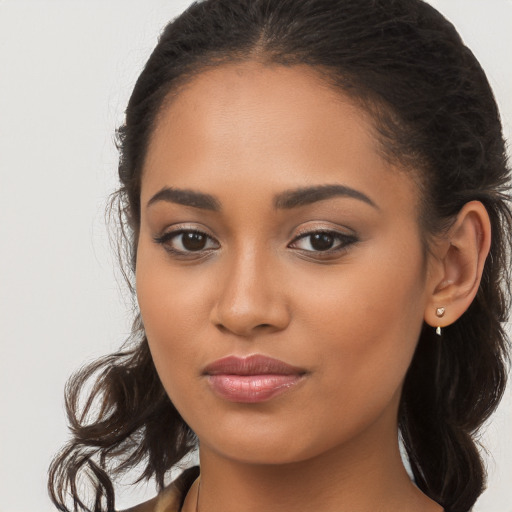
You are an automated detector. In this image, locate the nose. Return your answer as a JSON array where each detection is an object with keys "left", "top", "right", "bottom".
[{"left": 210, "top": 250, "right": 291, "bottom": 338}]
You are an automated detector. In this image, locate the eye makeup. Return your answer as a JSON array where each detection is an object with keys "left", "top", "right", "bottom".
[{"left": 152, "top": 223, "right": 359, "bottom": 263}]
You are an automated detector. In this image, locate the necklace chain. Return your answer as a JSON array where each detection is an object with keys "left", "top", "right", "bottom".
[{"left": 195, "top": 479, "right": 200, "bottom": 512}]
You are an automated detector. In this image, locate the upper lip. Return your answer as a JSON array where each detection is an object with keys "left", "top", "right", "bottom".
[{"left": 203, "top": 354, "right": 306, "bottom": 376}]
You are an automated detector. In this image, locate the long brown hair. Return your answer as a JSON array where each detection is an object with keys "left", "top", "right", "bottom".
[{"left": 49, "top": 1, "right": 512, "bottom": 511}]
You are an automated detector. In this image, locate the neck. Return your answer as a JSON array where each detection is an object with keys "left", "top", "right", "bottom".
[{"left": 191, "top": 411, "right": 442, "bottom": 512}]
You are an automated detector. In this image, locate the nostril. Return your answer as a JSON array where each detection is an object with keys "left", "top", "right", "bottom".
[
  {"left": 210, "top": 295, "right": 291, "bottom": 336},
  {"left": 215, "top": 323, "right": 229, "bottom": 334},
  {"left": 214, "top": 322, "right": 278, "bottom": 337}
]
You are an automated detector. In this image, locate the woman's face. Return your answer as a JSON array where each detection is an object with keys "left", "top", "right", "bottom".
[{"left": 136, "top": 62, "right": 434, "bottom": 465}]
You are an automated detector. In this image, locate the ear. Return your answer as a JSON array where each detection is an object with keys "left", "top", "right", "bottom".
[{"left": 424, "top": 201, "right": 491, "bottom": 329}]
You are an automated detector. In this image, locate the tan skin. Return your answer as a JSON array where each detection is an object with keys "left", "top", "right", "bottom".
[{"left": 135, "top": 62, "right": 491, "bottom": 512}]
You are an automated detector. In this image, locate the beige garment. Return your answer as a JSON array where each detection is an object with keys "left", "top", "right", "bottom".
[{"left": 121, "top": 467, "right": 199, "bottom": 512}]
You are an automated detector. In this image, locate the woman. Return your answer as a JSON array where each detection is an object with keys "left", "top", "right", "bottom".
[{"left": 48, "top": 1, "right": 511, "bottom": 511}]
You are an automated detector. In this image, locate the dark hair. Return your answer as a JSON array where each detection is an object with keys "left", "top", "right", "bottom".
[{"left": 48, "top": 1, "right": 512, "bottom": 511}]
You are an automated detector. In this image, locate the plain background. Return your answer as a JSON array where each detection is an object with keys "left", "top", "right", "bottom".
[{"left": 0, "top": 1, "right": 511, "bottom": 511}]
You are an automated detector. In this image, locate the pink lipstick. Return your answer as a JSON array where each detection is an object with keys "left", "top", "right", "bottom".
[{"left": 203, "top": 354, "right": 306, "bottom": 403}]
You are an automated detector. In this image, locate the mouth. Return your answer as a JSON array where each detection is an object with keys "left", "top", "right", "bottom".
[{"left": 203, "top": 354, "right": 307, "bottom": 403}]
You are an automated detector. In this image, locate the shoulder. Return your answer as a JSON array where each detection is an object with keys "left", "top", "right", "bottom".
[
  {"left": 120, "top": 467, "right": 200, "bottom": 512},
  {"left": 120, "top": 485, "right": 178, "bottom": 512}
]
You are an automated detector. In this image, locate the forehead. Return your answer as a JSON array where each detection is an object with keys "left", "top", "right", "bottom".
[
  {"left": 149, "top": 62, "right": 378, "bottom": 161},
  {"left": 142, "top": 62, "right": 418, "bottom": 217}
]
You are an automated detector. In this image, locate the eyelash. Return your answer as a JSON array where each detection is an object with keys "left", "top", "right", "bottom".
[
  {"left": 288, "top": 230, "right": 358, "bottom": 258},
  {"left": 153, "top": 229, "right": 219, "bottom": 258},
  {"left": 153, "top": 228, "right": 358, "bottom": 259}
]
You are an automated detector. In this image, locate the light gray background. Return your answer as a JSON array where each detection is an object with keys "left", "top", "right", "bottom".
[{"left": 0, "top": 1, "right": 510, "bottom": 511}]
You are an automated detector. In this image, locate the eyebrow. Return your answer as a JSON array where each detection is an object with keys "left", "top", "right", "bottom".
[
  {"left": 147, "top": 187, "right": 221, "bottom": 211},
  {"left": 274, "top": 184, "right": 379, "bottom": 210},
  {"left": 146, "top": 183, "right": 378, "bottom": 212}
]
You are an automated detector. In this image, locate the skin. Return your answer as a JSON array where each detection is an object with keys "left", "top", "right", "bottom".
[{"left": 135, "top": 62, "right": 490, "bottom": 512}]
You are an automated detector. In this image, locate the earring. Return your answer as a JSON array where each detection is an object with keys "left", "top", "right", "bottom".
[{"left": 435, "top": 307, "right": 445, "bottom": 336}]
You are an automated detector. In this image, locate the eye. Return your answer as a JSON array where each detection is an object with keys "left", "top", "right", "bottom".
[
  {"left": 154, "top": 229, "right": 219, "bottom": 255},
  {"left": 289, "top": 230, "right": 357, "bottom": 253}
]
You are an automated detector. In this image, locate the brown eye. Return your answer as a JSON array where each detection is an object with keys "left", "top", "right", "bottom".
[
  {"left": 309, "top": 233, "right": 335, "bottom": 251},
  {"left": 181, "top": 232, "right": 208, "bottom": 251},
  {"left": 154, "top": 229, "right": 219, "bottom": 255},
  {"left": 289, "top": 230, "right": 358, "bottom": 255}
]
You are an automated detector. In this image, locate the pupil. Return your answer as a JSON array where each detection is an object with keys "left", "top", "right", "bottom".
[
  {"left": 182, "top": 232, "right": 207, "bottom": 251},
  {"left": 311, "top": 233, "right": 334, "bottom": 251}
]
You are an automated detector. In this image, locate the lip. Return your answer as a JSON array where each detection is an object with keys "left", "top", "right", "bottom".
[{"left": 203, "top": 355, "right": 306, "bottom": 403}]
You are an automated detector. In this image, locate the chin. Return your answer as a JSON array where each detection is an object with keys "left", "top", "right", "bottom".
[{"left": 195, "top": 417, "right": 353, "bottom": 467}]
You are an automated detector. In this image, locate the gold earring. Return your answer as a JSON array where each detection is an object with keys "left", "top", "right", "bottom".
[{"left": 435, "top": 307, "right": 445, "bottom": 336}]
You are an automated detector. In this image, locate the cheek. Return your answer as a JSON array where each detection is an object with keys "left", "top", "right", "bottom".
[
  {"left": 293, "top": 246, "right": 427, "bottom": 408},
  {"left": 135, "top": 244, "right": 213, "bottom": 392},
  {"left": 136, "top": 241, "right": 212, "bottom": 336}
]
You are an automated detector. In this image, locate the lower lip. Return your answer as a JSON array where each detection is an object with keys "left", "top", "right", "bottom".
[{"left": 207, "top": 374, "right": 303, "bottom": 403}]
